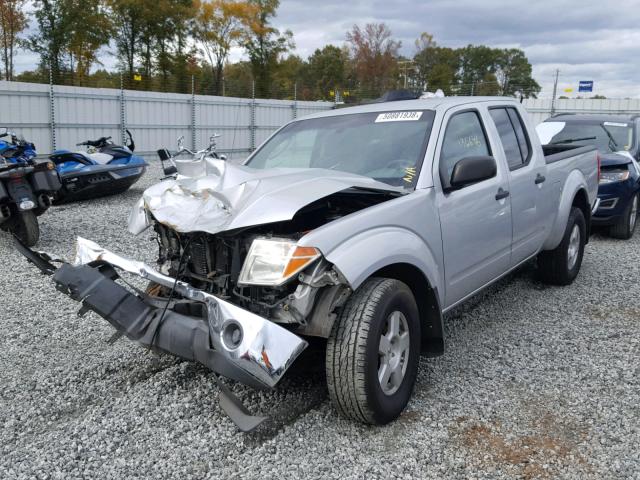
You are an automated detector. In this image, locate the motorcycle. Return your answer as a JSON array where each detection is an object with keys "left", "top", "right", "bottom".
[
  {"left": 0, "top": 128, "right": 61, "bottom": 246},
  {"left": 157, "top": 134, "right": 227, "bottom": 178},
  {"left": 50, "top": 129, "right": 147, "bottom": 203}
]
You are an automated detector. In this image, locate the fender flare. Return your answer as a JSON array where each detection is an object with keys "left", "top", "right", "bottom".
[
  {"left": 322, "top": 227, "right": 445, "bottom": 356},
  {"left": 542, "top": 171, "right": 590, "bottom": 251}
]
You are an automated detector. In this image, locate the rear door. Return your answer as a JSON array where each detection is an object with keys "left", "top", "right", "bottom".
[
  {"left": 435, "top": 106, "right": 512, "bottom": 308},
  {"left": 488, "top": 106, "right": 548, "bottom": 265}
]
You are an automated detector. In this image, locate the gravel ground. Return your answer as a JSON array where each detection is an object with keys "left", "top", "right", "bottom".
[{"left": 1, "top": 162, "right": 639, "bottom": 479}]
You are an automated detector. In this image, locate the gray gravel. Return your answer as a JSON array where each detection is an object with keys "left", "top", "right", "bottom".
[{"left": 1, "top": 162, "right": 639, "bottom": 479}]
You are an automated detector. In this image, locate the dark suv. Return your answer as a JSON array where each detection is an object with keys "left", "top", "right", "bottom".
[{"left": 538, "top": 114, "right": 640, "bottom": 239}]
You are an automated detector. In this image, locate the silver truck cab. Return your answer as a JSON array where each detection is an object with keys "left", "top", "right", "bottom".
[{"left": 17, "top": 97, "right": 599, "bottom": 430}]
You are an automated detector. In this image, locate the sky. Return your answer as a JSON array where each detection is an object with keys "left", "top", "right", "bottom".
[{"left": 14, "top": 0, "right": 640, "bottom": 98}]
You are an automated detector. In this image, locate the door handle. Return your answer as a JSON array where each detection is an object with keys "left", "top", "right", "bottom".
[
  {"left": 495, "top": 188, "right": 510, "bottom": 200},
  {"left": 535, "top": 173, "right": 546, "bottom": 184}
]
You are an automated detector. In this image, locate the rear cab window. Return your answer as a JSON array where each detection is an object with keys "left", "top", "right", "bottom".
[{"left": 489, "top": 106, "right": 532, "bottom": 170}]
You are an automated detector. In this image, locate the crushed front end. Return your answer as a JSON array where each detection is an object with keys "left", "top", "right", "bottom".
[
  {"left": 15, "top": 158, "right": 403, "bottom": 430},
  {"left": 15, "top": 236, "right": 309, "bottom": 431}
]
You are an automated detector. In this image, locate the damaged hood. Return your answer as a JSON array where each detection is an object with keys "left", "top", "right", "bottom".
[{"left": 130, "top": 157, "right": 403, "bottom": 235}]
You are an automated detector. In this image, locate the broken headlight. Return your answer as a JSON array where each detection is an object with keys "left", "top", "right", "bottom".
[{"left": 238, "top": 238, "right": 320, "bottom": 286}]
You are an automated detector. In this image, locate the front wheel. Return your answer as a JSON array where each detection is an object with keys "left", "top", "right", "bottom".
[
  {"left": 326, "top": 277, "right": 421, "bottom": 425},
  {"left": 609, "top": 193, "right": 638, "bottom": 240},
  {"left": 537, "top": 206, "right": 586, "bottom": 286},
  {"left": 11, "top": 210, "right": 40, "bottom": 247}
]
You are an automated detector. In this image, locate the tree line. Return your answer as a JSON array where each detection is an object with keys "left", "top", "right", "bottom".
[{"left": 0, "top": 0, "right": 541, "bottom": 100}]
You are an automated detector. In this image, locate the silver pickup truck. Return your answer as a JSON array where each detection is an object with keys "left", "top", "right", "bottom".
[{"left": 17, "top": 97, "right": 599, "bottom": 431}]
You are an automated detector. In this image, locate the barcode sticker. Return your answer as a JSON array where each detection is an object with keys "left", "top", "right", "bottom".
[{"left": 375, "top": 111, "right": 423, "bottom": 123}]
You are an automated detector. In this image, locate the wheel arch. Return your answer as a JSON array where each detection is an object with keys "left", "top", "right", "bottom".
[
  {"left": 372, "top": 262, "right": 444, "bottom": 357},
  {"left": 543, "top": 176, "right": 591, "bottom": 251},
  {"left": 572, "top": 187, "right": 591, "bottom": 242}
]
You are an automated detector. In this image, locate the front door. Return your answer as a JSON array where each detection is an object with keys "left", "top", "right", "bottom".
[{"left": 435, "top": 108, "right": 512, "bottom": 308}]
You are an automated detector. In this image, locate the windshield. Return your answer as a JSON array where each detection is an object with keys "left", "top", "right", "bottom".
[
  {"left": 544, "top": 121, "right": 634, "bottom": 153},
  {"left": 246, "top": 110, "right": 436, "bottom": 188}
]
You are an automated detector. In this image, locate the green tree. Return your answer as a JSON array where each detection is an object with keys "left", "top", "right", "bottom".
[
  {"left": 0, "top": 0, "right": 28, "bottom": 80},
  {"left": 307, "top": 45, "right": 347, "bottom": 99},
  {"left": 107, "top": 0, "right": 149, "bottom": 79},
  {"left": 222, "top": 59, "right": 252, "bottom": 96},
  {"left": 495, "top": 48, "right": 540, "bottom": 98},
  {"left": 413, "top": 33, "right": 459, "bottom": 93},
  {"left": 457, "top": 44, "right": 499, "bottom": 90},
  {"left": 28, "top": 0, "right": 75, "bottom": 78},
  {"left": 272, "top": 53, "right": 308, "bottom": 98},
  {"left": 242, "top": 0, "right": 293, "bottom": 97}
]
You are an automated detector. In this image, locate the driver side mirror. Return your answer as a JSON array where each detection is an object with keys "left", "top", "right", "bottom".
[{"left": 449, "top": 155, "right": 497, "bottom": 189}]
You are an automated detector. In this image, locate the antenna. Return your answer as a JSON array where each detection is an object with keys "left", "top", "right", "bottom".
[{"left": 551, "top": 69, "right": 560, "bottom": 115}]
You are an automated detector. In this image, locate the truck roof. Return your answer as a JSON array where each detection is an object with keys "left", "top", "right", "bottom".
[{"left": 303, "top": 96, "right": 520, "bottom": 120}]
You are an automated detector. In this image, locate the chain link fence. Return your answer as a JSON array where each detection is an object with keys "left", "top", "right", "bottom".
[{"left": 14, "top": 69, "right": 546, "bottom": 103}]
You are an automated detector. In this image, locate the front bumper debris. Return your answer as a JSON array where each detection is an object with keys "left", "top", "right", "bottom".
[{"left": 15, "top": 236, "right": 308, "bottom": 431}]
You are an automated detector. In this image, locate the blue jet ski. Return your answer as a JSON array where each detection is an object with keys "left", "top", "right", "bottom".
[
  {"left": 50, "top": 130, "right": 147, "bottom": 203},
  {"left": 0, "top": 132, "right": 37, "bottom": 163}
]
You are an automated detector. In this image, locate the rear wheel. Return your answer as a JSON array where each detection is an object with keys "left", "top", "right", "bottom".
[
  {"left": 537, "top": 206, "right": 585, "bottom": 286},
  {"left": 12, "top": 210, "right": 40, "bottom": 247},
  {"left": 609, "top": 193, "right": 638, "bottom": 240},
  {"left": 326, "top": 277, "right": 420, "bottom": 425}
]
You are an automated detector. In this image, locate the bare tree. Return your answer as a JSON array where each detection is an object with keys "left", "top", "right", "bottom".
[{"left": 346, "top": 23, "right": 401, "bottom": 94}]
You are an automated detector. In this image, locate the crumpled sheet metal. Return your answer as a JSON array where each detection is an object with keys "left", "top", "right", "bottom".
[
  {"left": 129, "top": 155, "right": 400, "bottom": 236},
  {"left": 74, "top": 236, "right": 307, "bottom": 388}
]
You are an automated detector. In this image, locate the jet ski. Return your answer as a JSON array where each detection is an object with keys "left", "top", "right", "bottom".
[{"left": 50, "top": 130, "right": 147, "bottom": 203}]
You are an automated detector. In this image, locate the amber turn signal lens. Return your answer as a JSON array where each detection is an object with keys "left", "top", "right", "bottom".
[{"left": 282, "top": 246, "right": 320, "bottom": 279}]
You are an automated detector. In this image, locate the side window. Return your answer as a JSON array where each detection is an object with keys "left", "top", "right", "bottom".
[
  {"left": 506, "top": 107, "right": 531, "bottom": 164},
  {"left": 489, "top": 107, "right": 523, "bottom": 170},
  {"left": 439, "top": 111, "right": 491, "bottom": 187},
  {"left": 489, "top": 106, "right": 532, "bottom": 170}
]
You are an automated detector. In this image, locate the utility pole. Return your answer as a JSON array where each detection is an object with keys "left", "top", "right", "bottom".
[
  {"left": 550, "top": 69, "right": 560, "bottom": 115},
  {"left": 398, "top": 60, "right": 415, "bottom": 90}
]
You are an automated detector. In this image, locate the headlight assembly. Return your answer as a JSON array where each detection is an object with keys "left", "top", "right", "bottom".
[
  {"left": 599, "top": 169, "right": 630, "bottom": 184},
  {"left": 238, "top": 238, "right": 321, "bottom": 286}
]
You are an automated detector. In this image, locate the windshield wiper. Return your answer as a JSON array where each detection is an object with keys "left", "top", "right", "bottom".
[
  {"left": 600, "top": 124, "right": 619, "bottom": 151},
  {"left": 550, "top": 136, "right": 596, "bottom": 145}
]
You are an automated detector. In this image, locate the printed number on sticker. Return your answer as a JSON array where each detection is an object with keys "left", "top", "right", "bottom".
[{"left": 375, "top": 111, "right": 423, "bottom": 123}]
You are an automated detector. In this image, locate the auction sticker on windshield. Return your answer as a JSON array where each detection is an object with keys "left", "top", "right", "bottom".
[{"left": 375, "top": 111, "right": 423, "bottom": 123}]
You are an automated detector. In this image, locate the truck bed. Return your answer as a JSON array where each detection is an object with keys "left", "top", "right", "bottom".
[{"left": 543, "top": 144, "right": 598, "bottom": 164}]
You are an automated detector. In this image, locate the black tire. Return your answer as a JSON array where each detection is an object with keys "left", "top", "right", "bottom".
[
  {"left": 537, "top": 206, "right": 586, "bottom": 286},
  {"left": 12, "top": 210, "right": 40, "bottom": 247},
  {"left": 609, "top": 193, "right": 638, "bottom": 240},
  {"left": 326, "top": 277, "right": 421, "bottom": 425}
]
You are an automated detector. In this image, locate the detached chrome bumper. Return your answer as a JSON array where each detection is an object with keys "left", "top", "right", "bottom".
[{"left": 17, "top": 237, "right": 307, "bottom": 390}]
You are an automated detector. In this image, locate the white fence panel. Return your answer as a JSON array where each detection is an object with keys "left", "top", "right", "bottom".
[
  {"left": 523, "top": 98, "right": 640, "bottom": 125},
  {"left": 11, "top": 80, "right": 640, "bottom": 159},
  {"left": 0, "top": 81, "right": 334, "bottom": 160}
]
